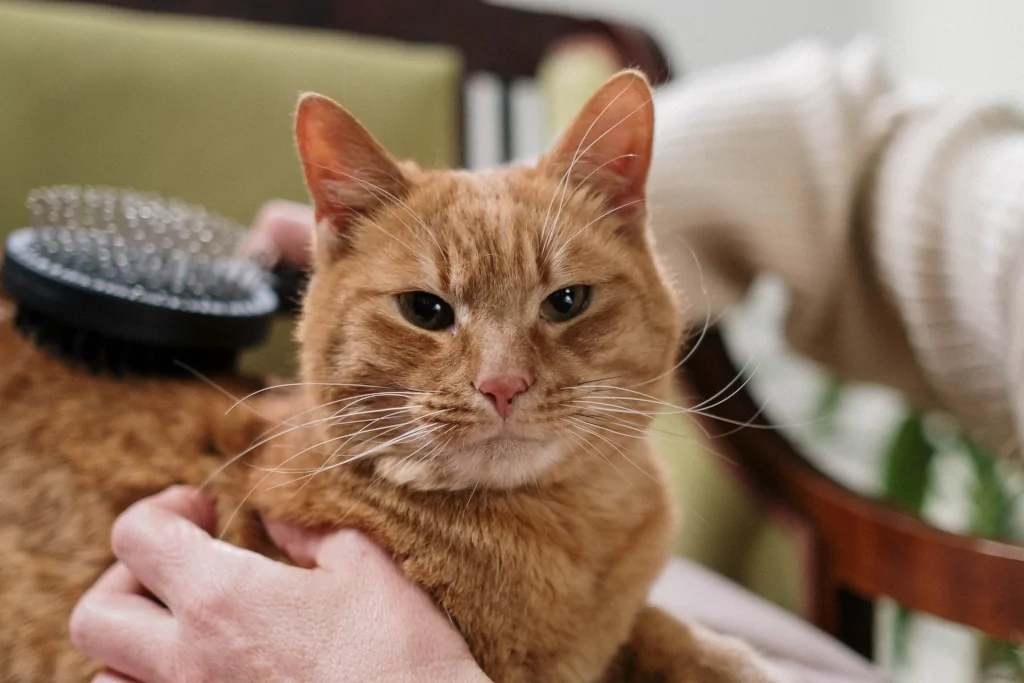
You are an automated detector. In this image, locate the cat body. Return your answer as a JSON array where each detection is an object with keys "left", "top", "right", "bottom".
[
  {"left": 255, "top": 406, "right": 675, "bottom": 683},
  {"left": 0, "top": 303, "right": 272, "bottom": 680},
  {"left": 0, "top": 71, "right": 788, "bottom": 683}
]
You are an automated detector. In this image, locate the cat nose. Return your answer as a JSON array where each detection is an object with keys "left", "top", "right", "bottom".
[{"left": 475, "top": 374, "right": 531, "bottom": 419}]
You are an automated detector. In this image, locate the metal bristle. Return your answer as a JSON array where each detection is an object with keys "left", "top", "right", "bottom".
[{"left": 25, "top": 186, "right": 264, "bottom": 304}]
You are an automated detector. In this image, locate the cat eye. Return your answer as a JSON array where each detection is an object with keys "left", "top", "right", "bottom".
[
  {"left": 540, "top": 285, "right": 591, "bottom": 322},
  {"left": 397, "top": 291, "right": 455, "bottom": 331}
]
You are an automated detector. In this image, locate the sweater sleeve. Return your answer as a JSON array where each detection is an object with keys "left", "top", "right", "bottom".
[{"left": 648, "top": 39, "right": 1023, "bottom": 460}]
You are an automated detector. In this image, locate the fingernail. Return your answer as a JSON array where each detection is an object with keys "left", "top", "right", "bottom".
[
  {"left": 93, "top": 673, "right": 131, "bottom": 683},
  {"left": 263, "top": 520, "right": 324, "bottom": 569},
  {"left": 166, "top": 486, "right": 217, "bottom": 531}
]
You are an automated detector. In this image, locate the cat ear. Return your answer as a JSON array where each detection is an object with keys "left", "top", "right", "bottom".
[
  {"left": 295, "top": 93, "right": 407, "bottom": 258},
  {"left": 541, "top": 69, "right": 654, "bottom": 214}
]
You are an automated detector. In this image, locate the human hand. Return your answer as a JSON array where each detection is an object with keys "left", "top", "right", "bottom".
[
  {"left": 69, "top": 486, "right": 488, "bottom": 683},
  {"left": 241, "top": 199, "right": 315, "bottom": 271}
]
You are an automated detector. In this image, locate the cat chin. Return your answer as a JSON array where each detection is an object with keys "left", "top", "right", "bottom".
[{"left": 374, "top": 438, "right": 564, "bottom": 492}]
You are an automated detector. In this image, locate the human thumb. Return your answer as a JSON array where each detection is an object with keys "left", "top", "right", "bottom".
[{"left": 264, "top": 521, "right": 379, "bottom": 571}]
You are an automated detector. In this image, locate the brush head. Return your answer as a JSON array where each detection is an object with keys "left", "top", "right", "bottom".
[{"left": 1, "top": 186, "right": 279, "bottom": 376}]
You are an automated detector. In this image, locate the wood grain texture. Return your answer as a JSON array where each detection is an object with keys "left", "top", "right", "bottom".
[{"left": 682, "top": 329, "right": 1024, "bottom": 647}]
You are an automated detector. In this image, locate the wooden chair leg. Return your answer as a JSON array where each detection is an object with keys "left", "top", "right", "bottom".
[{"left": 836, "top": 587, "right": 875, "bottom": 660}]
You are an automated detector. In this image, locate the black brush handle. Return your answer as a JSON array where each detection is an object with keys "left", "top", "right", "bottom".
[{"left": 269, "top": 264, "right": 308, "bottom": 315}]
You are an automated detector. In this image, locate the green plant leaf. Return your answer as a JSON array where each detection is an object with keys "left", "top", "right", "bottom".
[
  {"left": 882, "top": 413, "right": 935, "bottom": 514},
  {"left": 964, "top": 440, "right": 1019, "bottom": 540},
  {"left": 812, "top": 377, "right": 844, "bottom": 436},
  {"left": 980, "top": 637, "right": 1024, "bottom": 679},
  {"left": 890, "top": 604, "right": 914, "bottom": 668}
]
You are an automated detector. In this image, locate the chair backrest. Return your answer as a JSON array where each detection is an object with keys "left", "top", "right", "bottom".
[
  {"left": 0, "top": 0, "right": 463, "bottom": 237},
  {"left": 682, "top": 329, "right": 1024, "bottom": 653},
  {"left": 6, "top": 1, "right": 670, "bottom": 377},
  {"left": 62, "top": 0, "right": 672, "bottom": 165}
]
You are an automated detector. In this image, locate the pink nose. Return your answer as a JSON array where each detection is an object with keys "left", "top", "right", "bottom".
[{"left": 475, "top": 374, "right": 530, "bottom": 419}]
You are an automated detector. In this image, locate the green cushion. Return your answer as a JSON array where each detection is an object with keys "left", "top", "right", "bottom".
[
  {"left": 0, "top": 2, "right": 460, "bottom": 236},
  {"left": 0, "top": 1, "right": 461, "bottom": 375}
]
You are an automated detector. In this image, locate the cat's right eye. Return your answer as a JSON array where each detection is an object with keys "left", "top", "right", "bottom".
[{"left": 397, "top": 291, "right": 456, "bottom": 331}]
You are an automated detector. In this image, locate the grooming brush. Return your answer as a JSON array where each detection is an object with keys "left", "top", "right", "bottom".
[{"left": 1, "top": 186, "right": 282, "bottom": 376}]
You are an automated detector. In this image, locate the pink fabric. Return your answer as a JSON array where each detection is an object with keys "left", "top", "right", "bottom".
[{"left": 651, "top": 559, "right": 888, "bottom": 683}]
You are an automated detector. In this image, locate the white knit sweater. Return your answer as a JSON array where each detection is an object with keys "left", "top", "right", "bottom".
[{"left": 648, "top": 39, "right": 1024, "bottom": 461}]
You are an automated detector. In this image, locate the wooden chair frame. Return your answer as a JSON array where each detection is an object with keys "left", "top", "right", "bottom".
[{"left": 682, "top": 329, "right": 1024, "bottom": 656}]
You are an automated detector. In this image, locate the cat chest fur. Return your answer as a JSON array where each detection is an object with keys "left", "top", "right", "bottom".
[{"left": 251, "top": 436, "right": 677, "bottom": 683}]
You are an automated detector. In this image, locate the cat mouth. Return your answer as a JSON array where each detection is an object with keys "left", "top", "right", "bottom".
[
  {"left": 478, "top": 433, "right": 541, "bottom": 447},
  {"left": 472, "top": 420, "right": 544, "bottom": 445}
]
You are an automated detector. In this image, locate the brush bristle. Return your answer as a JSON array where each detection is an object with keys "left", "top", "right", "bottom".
[
  {"left": 26, "top": 186, "right": 265, "bottom": 306},
  {"left": 2, "top": 186, "right": 280, "bottom": 376},
  {"left": 14, "top": 305, "right": 237, "bottom": 377}
]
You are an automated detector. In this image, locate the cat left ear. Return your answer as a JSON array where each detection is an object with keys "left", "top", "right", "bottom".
[
  {"left": 541, "top": 70, "right": 654, "bottom": 215},
  {"left": 295, "top": 93, "right": 407, "bottom": 259}
]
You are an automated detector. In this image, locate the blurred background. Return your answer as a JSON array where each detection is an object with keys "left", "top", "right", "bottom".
[
  {"left": 1, "top": 1, "right": 1021, "bottom": 682},
  {"left": 502, "top": 0, "right": 1024, "bottom": 104}
]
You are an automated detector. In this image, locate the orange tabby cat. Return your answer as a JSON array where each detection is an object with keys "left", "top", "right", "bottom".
[{"left": 0, "top": 70, "right": 786, "bottom": 682}]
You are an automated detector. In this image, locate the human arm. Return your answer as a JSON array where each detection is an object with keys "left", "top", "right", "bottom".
[{"left": 647, "top": 39, "right": 1024, "bottom": 460}]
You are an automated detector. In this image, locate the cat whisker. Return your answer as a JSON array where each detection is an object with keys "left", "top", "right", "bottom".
[
  {"left": 290, "top": 410, "right": 451, "bottom": 478},
  {"left": 577, "top": 390, "right": 814, "bottom": 434},
  {"left": 300, "top": 424, "right": 450, "bottom": 494},
  {"left": 570, "top": 414, "right": 648, "bottom": 441},
  {"left": 623, "top": 236, "right": 718, "bottom": 392},
  {"left": 570, "top": 404, "right": 733, "bottom": 469},
  {"left": 569, "top": 381, "right": 750, "bottom": 418},
  {"left": 422, "top": 433, "right": 454, "bottom": 464},
  {"left": 325, "top": 391, "right": 423, "bottom": 412},
  {"left": 285, "top": 422, "right": 444, "bottom": 485},
  {"left": 257, "top": 397, "right": 415, "bottom": 443},
  {"left": 218, "top": 412, "right": 425, "bottom": 535},
  {"left": 172, "top": 361, "right": 284, "bottom": 425},
  {"left": 226, "top": 382, "right": 426, "bottom": 415},
  {"left": 203, "top": 396, "right": 418, "bottom": 491},
  {"left": 571, "top": 408, "right": 739, "bottom": 466},
  {"left": 305, "top": 410, "right": 449, "bottom": 466},
  {"left": 645, "top": 230, "right": 722, "bottom": 389},
  {"left": 263, "top": 389, "right": 421, "bottom": 440},
  {"left": 558, "top": 419, "right": 630, "bottom": 484},
  {"left": 562, "top": 374, "right": 625, "bottom": 389},
  {"left": 574, "top": 407, "right": 711, "bottom": 442},
  {"left": 245, "top": 410, "right": 418, "bottom": 473},
  {"left": 369, "top": 426, "right": 453, "bottom": 486},
  {"left": 225, "top": 421, "right": 444, "bottom": 531},
  {"left": 568, "top": 385, "right": 685, "bottom": 407}
]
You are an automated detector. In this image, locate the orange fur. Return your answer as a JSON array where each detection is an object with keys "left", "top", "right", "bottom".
[{"left": 0, "top": 71, "right": 787, "bottom": 682}]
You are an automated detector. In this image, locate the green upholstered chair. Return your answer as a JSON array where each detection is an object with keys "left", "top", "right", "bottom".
[{"left": 0, "top": 0, "right": 463, "bottom": 376}]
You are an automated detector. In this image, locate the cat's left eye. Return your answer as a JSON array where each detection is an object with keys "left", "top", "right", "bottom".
[
  {"left": 540, "top": 285, "right": 591, "bottom": 322},
  {"left": 397, "top": 291, "right": 456, "bottom": 331}
]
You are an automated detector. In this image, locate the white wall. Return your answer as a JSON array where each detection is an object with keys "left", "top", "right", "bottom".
[
  {"left": 498, "top": 0, "right": 1024, "bottom": 106},
  {"left": 878, "top": 0, "right": 1024, "bottom": 106},
  {"left": 495, "top": 0, "right": 872, "bottom": 73}
]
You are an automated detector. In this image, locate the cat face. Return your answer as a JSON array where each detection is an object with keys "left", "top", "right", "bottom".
[{"left": 294, "top": 71, "right": 682, "bottom": 491}]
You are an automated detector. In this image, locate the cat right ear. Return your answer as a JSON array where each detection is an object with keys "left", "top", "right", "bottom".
[{"left": 294, "top": 93, "right": 407, "bottom": 259}]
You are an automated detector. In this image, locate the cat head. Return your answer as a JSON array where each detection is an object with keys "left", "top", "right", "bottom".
[{"left": 294, "top": 70, "right": 682, "bottom": 491}]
